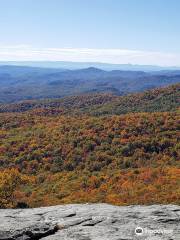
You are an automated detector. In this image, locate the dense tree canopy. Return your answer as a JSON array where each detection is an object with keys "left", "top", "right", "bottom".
[{"left": 0, "top": 84, "right": 179, "bottom": 208}]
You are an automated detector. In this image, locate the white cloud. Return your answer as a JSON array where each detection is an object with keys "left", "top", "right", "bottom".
[{"left": 0, "top": 45, "right": 180, "bottom": 66}]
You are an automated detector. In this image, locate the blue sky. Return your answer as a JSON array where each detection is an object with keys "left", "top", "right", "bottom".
[{"left": 0, "top": 0, "right": 180, "bottom": 65}]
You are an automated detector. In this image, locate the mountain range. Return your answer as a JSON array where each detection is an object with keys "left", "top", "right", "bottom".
[
  {"left": 1, "top": 61, "right": 180, "bottom": 71},
  {"left": 0, "top": 65, "right": 180, "bottom": 103}
]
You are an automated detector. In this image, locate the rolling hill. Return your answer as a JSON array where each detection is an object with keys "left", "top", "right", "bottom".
[{"left": 0, "top": 83, "right": 179, "bottom": 114}]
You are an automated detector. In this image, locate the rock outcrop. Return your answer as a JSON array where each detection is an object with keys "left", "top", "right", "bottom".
[{"left": 0, "top": 204, "right": 179, "bottom": 240}]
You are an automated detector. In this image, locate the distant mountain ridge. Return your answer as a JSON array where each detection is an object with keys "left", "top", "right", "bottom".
[
  {"left": 1, "top": 61, "right": 180, "bottom": 71},
  {"left": 0, "top": 65, "right": 180, "bottom": 103}
]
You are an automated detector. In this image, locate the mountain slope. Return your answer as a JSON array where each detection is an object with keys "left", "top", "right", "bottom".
[
  {"left": 0, "top": 83, "right": 179, "bottom": 208},
  {"left": 0, "top": 111, "right": 179, "bottom": 207},
  {"left": 87, "top": 83, "right": 180, "bottom": 115},
  {"left": 0, "top": 83, "right": 179, "bottom": 114}
]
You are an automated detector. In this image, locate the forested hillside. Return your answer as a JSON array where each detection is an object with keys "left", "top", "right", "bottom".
[
  {"left": 0, "top": 83, "right": 179, "bottom": 114},
  {"left": 0, "top": 84, "right": 179, "bottom": 208}
]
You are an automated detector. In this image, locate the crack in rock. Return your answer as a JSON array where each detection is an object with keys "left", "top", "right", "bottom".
[
  {"left": 82, "top": 217, "right": 105, "bottom": 226},
  {"left": 57, "top": 217, "right": 93, "bottom": 229}
]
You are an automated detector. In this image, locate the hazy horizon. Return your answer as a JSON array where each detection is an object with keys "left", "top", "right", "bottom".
[{"left": 0, "top": 59, "right": 180, "bottom": 67}]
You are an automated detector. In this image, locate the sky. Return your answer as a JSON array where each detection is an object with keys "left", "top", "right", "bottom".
[{"left": 0, "top": 0, "right": 180, "bottom": 66}]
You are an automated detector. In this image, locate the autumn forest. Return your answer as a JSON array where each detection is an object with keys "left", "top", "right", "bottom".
[{"left": 0, "top": 83, "right": 179, "bottom": 208}]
